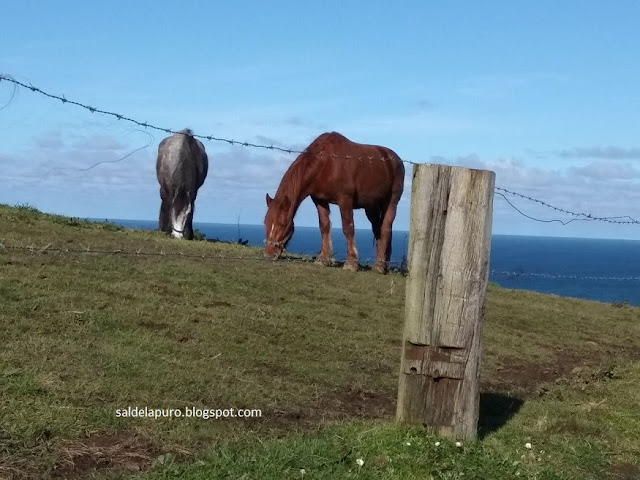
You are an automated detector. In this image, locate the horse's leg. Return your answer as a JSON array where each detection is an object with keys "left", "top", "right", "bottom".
[
  {"left": 365, "top": 207, "right": 383, "bottom": 268},
  {"left": 158, "top": 189, "right": 171, "bottom": 234},
  {"left": 376, "top": 200, "right": 399, "bottom": 274},
  {"left": 186, "top": 192, "right": 197, "bottom": 240},
  {"left": 186, "top": 204, "right": 194, "bottom": 240},
  {"left": 312, "top": 197, "right": 333, "bottom": 265},
  {"left": 339, "top": 199, "right": 358, "bottom": 271}
]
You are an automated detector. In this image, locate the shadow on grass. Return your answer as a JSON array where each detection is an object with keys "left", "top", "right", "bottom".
[{"left": 478, "top": 392, "right": 524, "bottom": 439}]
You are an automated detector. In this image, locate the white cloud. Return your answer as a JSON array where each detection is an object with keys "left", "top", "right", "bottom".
[
  {"left": 570, "top": 161, "right": 640, "bottom": 180},
  {"left": 3, "top": 127, "right": 640, "bottom": 239},
  {"left": 449, "top": 155, "right": 640, "bottom": 238},
  {"left": 33, "top": 130, "right": 65, "bottom": 150}
]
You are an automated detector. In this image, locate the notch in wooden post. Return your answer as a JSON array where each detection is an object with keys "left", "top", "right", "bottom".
[{"left": 396, "top": 164, "right": 495, "bottom": 440}]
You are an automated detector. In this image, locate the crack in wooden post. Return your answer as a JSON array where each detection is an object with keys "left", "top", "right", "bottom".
[{"left": 397, "top": 164, "right": 495, "bottom": 440}]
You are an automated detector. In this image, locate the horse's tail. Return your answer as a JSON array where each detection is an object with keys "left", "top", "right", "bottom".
[{"left": 173, "top": 128, "right": 204, "bottom": 158}]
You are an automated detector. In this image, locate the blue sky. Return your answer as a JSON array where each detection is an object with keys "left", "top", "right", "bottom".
[{"left": 2, "top": 1, "right": 640, "bottom": 239}]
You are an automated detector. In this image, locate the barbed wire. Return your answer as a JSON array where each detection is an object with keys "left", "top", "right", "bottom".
[
  {"left": 78, "top": 130, "right": 155, "bottom": 172},
  {"left": 494, "top": 192, "right": 586, "bottom": 226},
  {"left": 490, "top": 270, "right": 640, "bottom": 282},
  {"left": 0, "top": 75, "right": 303, "bottom": 155},
  {"left": 0, "top": 241, "right": 406, "bottom": 269},
  {"left": 0, "top": 74, "right": 419, "bottom": 164},
  {"left": 3, "top": 73, "right": 640, "bottom": 227},
  {"left": 495, "top": 188, "right": 640, "bottom": 225},
  {"left": 2, "top": 241, "right": 638, "bottom": 282},
  {"left": 1, "top": 242, "right": 289, "bottom": 262},
  {"left": 0, "top": 76, "right": 17, "bottom": 111}
]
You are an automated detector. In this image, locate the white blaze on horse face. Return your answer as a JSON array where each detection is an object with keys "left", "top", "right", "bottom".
[{"left": 171, "top": 203, "right": 192, "bottom": 239}]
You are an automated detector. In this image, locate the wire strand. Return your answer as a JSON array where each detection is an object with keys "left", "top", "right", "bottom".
[
  {"left": 495, "top": 188, "right": 640, "bottom": 225},
  {"left": 0, "top": 74, "right": 420, "bottom": 164},
  {"left": 2, "top": 241, "right": 637, "bottom": 281},
  {"left": 3, "top": 73, "right": 639, "bottom": 226}
]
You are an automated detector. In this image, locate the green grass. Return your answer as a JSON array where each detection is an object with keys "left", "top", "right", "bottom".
[{"left": 1, "top": 204, "right": 639, "bottom": 480}]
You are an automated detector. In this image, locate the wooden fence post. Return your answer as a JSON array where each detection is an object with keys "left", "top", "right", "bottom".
[{"left": 396, "top": 164, "right": 495, "bottom": 440}]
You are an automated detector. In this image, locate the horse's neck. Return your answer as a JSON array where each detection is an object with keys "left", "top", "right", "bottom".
[{"left": 280, "top": 156, "right": 313, "bottom": 219}]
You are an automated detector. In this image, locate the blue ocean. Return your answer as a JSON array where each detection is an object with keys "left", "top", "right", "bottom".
[{"left": 99, "top": 219, "right": 640, "bottom": 306}]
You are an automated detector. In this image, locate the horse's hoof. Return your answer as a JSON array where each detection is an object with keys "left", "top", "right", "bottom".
[
  {"left": 372, "top": 262, "right": 388, "bottom": 274},
  {"left": 343, "top": 262, "right": 358, "bottom": 272},
  {"left": 314, "top": 257, "right": 332, "bottom": 266}
]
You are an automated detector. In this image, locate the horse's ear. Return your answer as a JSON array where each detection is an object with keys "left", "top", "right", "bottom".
[{"left": 266, "top": 194, "right": 273, "bottom": 207}]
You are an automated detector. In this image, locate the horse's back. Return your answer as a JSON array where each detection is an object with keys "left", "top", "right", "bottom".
[
  {"left": 305, "top": 132, "right": 404, "bottom": 206},
  {"left": 312, "top": 132, "right": 403, "bottom": 173},
  {"left": 156, "top": 130, "right": 208, "bottom": 190}
]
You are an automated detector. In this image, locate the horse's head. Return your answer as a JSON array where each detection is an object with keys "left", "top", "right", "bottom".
[
  {"left": 170, "top": 189, "right": 193, "bottom": 239},
  {"left": 264, "top": 193, "right": 294, "bottom": 258}
]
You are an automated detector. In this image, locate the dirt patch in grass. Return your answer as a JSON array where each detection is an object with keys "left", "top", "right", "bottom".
[
  {"left": 263, "top": 385, "right": 396, "bottom": 431},
  {"left": 606, "top": 463, "right": 640, "bottom": 480},
  {"left": 52, "top": 433, "right": 160, "bottom": 479},
  {"left": 266, "top": 349, "right": 613, "bottom": 433},
  {"left": 314, "top": 385, "right": 396, "bottom": 421},
  {"left": 604, "top": 342, "right": 640, "bottom": 361},
  {"left": 483, "top": 350, "right": 586, "bottom": 395},
  {"left": 202, "top": 300, "right": 234, "bottom": 308}
]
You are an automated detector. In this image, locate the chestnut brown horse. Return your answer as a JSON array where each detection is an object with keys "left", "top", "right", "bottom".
[{"left": 264, "top": 132, "right": 405, "bottom": 273}]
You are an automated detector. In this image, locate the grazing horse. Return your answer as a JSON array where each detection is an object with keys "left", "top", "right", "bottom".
[
  {"left": 156, "top": 129, "right": 208, "bottom": 239},
  {"left": 264, "top": 132, "right": 405, "bottom": 273}
]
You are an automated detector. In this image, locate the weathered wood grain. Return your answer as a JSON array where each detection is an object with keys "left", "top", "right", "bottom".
[{"left": 397, "top": 164, "right": 495, "bottom": 439}]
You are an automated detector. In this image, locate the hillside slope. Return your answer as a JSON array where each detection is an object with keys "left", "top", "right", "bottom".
[{"left": 1, "top": 204, "right": 639, "bottom": 480}]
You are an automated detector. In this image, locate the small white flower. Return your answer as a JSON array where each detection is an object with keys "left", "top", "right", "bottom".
[
  {"left": 434, "top": 441, "right": 441, "bottom": 447},
  {"left": 300, "top": 468, "right": 306, "bottom": 476},
  {"left": 405, "top": 441, "right": 411, "bottom": 446},
  {"left": 525, "top": 442, "right": 532, "bottom": 450},
  {"left": 356, "top": 458, "right": 364, "bottom": 467},
  {"left": 455, "top": 441, "right": 463, "bottom": 448}
]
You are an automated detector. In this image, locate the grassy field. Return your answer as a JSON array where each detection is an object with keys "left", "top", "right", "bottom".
[{"left": 1, "top": 203, "right": 639, "bottom": 480}]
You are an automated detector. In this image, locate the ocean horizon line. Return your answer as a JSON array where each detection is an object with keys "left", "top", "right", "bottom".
[{"left": 89, "top": 217, "right": 640, "bottom": 243}]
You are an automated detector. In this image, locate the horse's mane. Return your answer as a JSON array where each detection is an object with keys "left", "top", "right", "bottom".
[
  {"left": 274, "top": 133, "right": 338, "bottom": 203},
  {"left": 274, "top": 157, "right": 303, "bottom": 204},
  {"left": 176, "top": 128, "right": 194, "bottom": 136}
]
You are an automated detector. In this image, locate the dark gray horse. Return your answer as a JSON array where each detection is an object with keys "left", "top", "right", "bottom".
[{"left": 156, "top": 129, "right": 208, "bottom": 239}]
